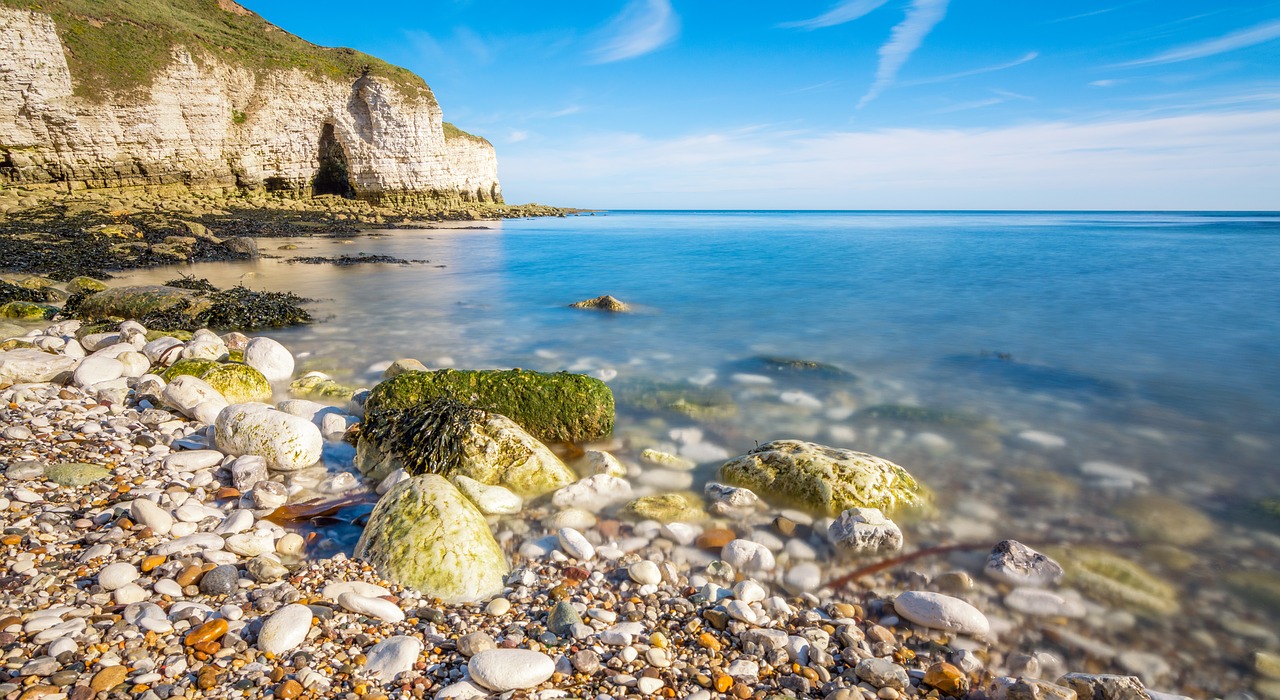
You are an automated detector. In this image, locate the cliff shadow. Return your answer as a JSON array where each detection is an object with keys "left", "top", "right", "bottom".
[{"left": 313, "top": 122, "right": 355, "bottom": 198}]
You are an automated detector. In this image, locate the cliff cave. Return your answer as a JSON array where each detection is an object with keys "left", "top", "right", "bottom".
[{"left": 313, "top": 123, "right": 355, "bottom": 197}]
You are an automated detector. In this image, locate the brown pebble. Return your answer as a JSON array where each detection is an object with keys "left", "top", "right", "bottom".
[
  {"left": 68, "top": 687, "right": 94, "bottom": 700},
  {"left": 0, "top": 616, "right": 21, "bottom": 630},
  {"left": 698, "top": 632, "right": 722, "bottom": 651},
  {"left": 18, "top": 686, "right": 58, "bottom": 700},
  {"left": 0, "top": 535, "right": 21, "bottom": 546},
  {"left": 90, "top": 666, "right": 128, "bottom": 692},
  {"left": 730, "top": 681, "right": 752, "bottom": 698},
  {"left": 923, "top": 662, "right": 968, "bottom": 696},
  {"left": 772, "top": 516, "right": 796, "bottom": 537},
  {"left": 140, "top": 555, "right": 166, "bottom": 573},
  {"left": 197, "top": 668, "right": 220, "bottom": 690},
  {"left": 176, "top": 564, "right": 203, "bottom": 587},
  {"left": 275, "top": 679, "right": 303, "bottom": 699},
  {"left": 713, "top": 672, "right": 732, "bottom": 693},
  {"left": 184, "top": 619, "right": 228, "bottom": 647},
  {"left": 270, "top": 667, "right": 286, "bottom": 682},
  {"left": 216, "top": 487, "right": 241, "bottom": 500},
  {"left": 696, "top": 529, "right": 735, "bottom": 549}
]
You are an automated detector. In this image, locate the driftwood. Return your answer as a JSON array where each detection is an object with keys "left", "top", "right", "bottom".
[{"left": 262, "top": 493, "right": 376, "bottom": 525}]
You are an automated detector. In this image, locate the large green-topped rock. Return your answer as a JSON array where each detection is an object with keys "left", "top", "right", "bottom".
[
  {"left": 719, "top": 440, "right": 929, "bottom": 517},
  {"left": 200, "top": 363, "right": 272, "bottom": 404},
  {"left": 75, "top": 285, "right": 210, "bottom": 324},
  {"left": 162, "top": 358, "right": 221, "bottom": 382},
  {"left": 354, "top": 474, "right": 508, "bottom": 603},
  {"left": 0, "top": 301, "right": 57, "bottom": 321},
  {"left": 368, "top": 369, "right": 614, "bottom": 444},
  {"left": 357, "top": 400, "right": 575, "bottom": 496}
]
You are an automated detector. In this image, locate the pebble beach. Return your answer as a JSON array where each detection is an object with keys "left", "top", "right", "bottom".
[{"left": 0, "top": 300, "right": 1274, "bottom": 700}]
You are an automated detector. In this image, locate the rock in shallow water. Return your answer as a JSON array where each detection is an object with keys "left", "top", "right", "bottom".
[
  {"left": 986, "top": 540, "right": 1064, "bottom": 587},
  {"left": 467, "top": 649, "right": 555, "bottom": 691},
  {"left": 354, "top": 474, "right": 508, "bottom": 603},
  {"left": 827, "top": 507, "right": 903, "bottom": 554},
  {"left": 893, "top": 591, "right": 990, "bottom": 636},
  {"left": 244, "top": 336, "right": 294, "bottom": 383}
]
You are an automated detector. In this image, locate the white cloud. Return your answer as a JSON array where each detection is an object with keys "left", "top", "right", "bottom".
[
  {"left": 780, "top": 0, "right": 892, "bottom": 30},
  {"left": 498, "top": 110, "right": 1280, "bottom": 210},
  {"left": 507, "top": 130, "right": 530, "bottom": 143},
  {"left": 589, "top": 0, "right": 679, "bottom": 64},
  {"left": 858, "top": 0, "right": 951, "bottom": 108},
  {"left": 902, "top": 51, "right": 1039, "bottom": 86},
  {"left": 1119, "top": 18, "right": 1280, "bottom": 67}
]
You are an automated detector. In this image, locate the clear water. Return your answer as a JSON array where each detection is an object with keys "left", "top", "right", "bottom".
[{"left": 117, "top": 211, "right": 1280, "bottom": 692}]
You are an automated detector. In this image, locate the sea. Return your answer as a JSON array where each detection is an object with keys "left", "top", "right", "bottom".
[{"left": 114, "top": 210, "right": 1280, "bottom": 692}]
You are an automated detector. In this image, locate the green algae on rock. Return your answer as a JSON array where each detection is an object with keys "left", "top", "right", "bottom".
[
  {"left": 859, "top": 404, "right": 994, "bottom": 429},
  {"left": 1226, "top": 571, "right": 1280, "bottom": 614},
  {"left": 619, "top": 492, "right": 708, "bottom": 523},
  {"left": 0, "top": 301, "right": 57, "bottom": 321},
  {"left": 0, "top": 280, "right": 49, "bottom": 305},
  {"left": 614, "top": 378, "right": 737, "bottom": 421},
  {"left": 200, "top": 363, "right": 272, "bottom": 404},
  {"left": 356, "top": 400, "right": 575, "bottom": 496},
  {"left": 161, "top": 358, "right": 221, "bottom": 383},
  {"left": 75, "top": 285, "right": 208, "bottom": 324},
  {"left": 1114, "top": 494, "right": 1214, "bottom": 546},
  {"left": 354, "top": 474, "right": 508, "bottom": 603},
  {"left": 290, "top": 372, "right": 359, "bottom": 401},
  {"left": 719, "top": 440, "right": 929, "bottom": 517},
  {"left": 366, "top": 369, "right": 614, "bottom": 444},
  {"left": 1057, "top": 547, "right": 1179, "bottom": 616},
  {"left": 65, "top": 276, "right": 108, "bottom": 295},
  {"left": 44, "top": 462, "right": 112, "bottom": 486}
]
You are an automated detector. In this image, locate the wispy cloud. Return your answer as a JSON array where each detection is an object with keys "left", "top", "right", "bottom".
[
  {"left": 589, "top": 0, "right": 679, "bottom": 64},
  {"left": 779, "top": 0, "right": 891, "bottom": 30},
  {"left": 902, "top": 51, "right": 1039, "bottom": 87},
  {"left": 499, "top": 110, "right": 1280, "bottom": 210},
  {"left": 507, "top": 129, "right": 530, "bottom": 143},
  {"left": 858, "top": 0, "right": 951, "bottom": 108},
  {"left": 1118, "top": 18, "right": 1280, "bottom": 67},
  {"left": 1090, "top": 79, "right": 1123, "bottom": 88}
]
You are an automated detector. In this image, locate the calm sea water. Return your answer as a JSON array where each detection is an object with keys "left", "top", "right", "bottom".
[{"left": 118, "top": 210, "right": 1280, "bottom": 689}]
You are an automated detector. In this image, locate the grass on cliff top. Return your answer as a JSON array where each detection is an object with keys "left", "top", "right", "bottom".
[
  {"left": 2, "top": 0, "right": 435, "bottom": 103},
  {"left": 442, "top": 122, "right": 491, "bottom": 146}
]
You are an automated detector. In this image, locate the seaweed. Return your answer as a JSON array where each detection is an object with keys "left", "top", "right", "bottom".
[
  {"left": 163, "top": 275, "right": 220, "bottom": 293},
  {"left": 0, "top": 280, "right": 48, "bottom": 305},
  {"left": 285, "top": 254, "right": 427, "bottom": 265},
  {"left": 859, "top": 404, "right": 994, "bottom": 429},
  {"left": 197, "top": 285, "right": 312, "bottom": 330},
  {"left": 362, "top": 399, "right": 487, "bottom": 478}
]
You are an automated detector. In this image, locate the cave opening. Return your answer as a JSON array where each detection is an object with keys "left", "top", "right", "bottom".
[{"left": 313, "top": 122, "right": 355, "bottom": 197}]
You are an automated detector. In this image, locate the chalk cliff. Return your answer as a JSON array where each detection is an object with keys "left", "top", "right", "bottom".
[{"left": 0, "top": 1, "right": 501, "bottom": 204}]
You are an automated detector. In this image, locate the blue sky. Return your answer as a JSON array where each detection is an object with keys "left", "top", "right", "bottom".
[{"left": 245, "top": 1, "right": 1280, "bottom": 209}]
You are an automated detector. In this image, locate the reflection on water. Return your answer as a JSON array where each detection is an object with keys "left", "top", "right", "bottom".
[{"left": 115, "top": 211, "right": 1280, "bottom": 694}]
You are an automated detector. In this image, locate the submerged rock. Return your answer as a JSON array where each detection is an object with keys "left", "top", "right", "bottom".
[
  {"left": 719, "top": 440, "right": 928, "bottom": 517},
  {"left": 986, "top": 540, "right": 1065, "bottom": 588},
  {"left": 364, "top": 368, "right": 614, "bottom": 444},
  {"left": 893, "top": 591, "right": 990, "bottom": 636},
  {"left": 290, "top": 371, "right": 359, "bottom": 400},
  {"left": 619, "top": 492, "right": 706, "bottom": 523},
  {"left": 0, "top": 301, "right": 57, "bottom": 321},
  {"left": 569, "top": 295, "right": 630, "bottom": 312},
  {"left": 730, "top": 356, "right": 856, "bottom": 381},
  {"left": 827, "top": 507, "right": 904, "bottom": 554},
  {"left": 1113, "top": 494, "right": 1214, "bottom": 546},
  {"left": 354, "top": 474, "right": 508, "bottom": 603},
  {"left": 75, "top": 285, "right": 209, "bottom": 325},
  {"left": 859, "top": 404, "right": 993, "bottom": 428},
  {"left": 356, "top": 399, "right": 575, "bottom": 496},
  {"left": 1058, "top": 548, "right": 1178, "bottom": 615},
  {"left": 614, "top": 378, "right": 737, "bottom": 420}
]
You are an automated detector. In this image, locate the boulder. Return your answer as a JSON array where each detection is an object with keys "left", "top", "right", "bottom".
[
  {"left": 0, "top": 349, "right": 78, "bottom": 387},
  {"left": 244, "top": 337, "right": 294, "bottom": 383},
  {"left": 354, "top": 475, "right": 508, "bottom": 603},
  {"left": 74, "top": 285, "right": 209, "bottom": 324},
  {"left": 356, "top": 400, "right": 575, "bottom": 496},
  {"left": 364, "top": 368, "right": 613, "bottom": 444},
  {"left": 214, "top": 404, "right": 323, "bottom": 471},
  {"left": 201, "top": 363, "right": 272, "bottom": 403},
  {"left": 66, "top": 277, "right": 109, "bottom": 295},
  {"left": 0, "top": 301, "right": 56, "bottom": 321},
  {"left": 719, "top": 440, "right": 928, "bottom": 517},
  {"left": 162, "top": 375, "right": 228, "bottom": 424},
  {"left": 569, "top": 295, "right": 630, "bottom": 312}
]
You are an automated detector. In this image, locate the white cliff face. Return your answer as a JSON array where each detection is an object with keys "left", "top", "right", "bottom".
[{"left": 0, "top": 7, "right": 501, "bottom": 203}]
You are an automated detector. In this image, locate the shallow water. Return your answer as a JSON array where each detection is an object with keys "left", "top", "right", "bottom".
[{"left": 115, "top": 210, "right": 1280, "bottom": 692}]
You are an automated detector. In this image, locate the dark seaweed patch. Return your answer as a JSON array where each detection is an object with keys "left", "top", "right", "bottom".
[
  {"left": 0, "top": 280, "right": 48, "bottom": 305},
  {"left": 286, "top": 254, "right": 427, "bottom": 265}
]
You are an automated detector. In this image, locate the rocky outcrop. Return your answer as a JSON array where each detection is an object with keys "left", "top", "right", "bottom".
[{"left": 0, "top": 4, "right": 501, "bottom": 204}]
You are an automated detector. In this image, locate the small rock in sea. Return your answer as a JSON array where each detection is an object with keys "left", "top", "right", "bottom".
[
  {"left": 574, "top": 450, "right": 628, "bottom": 478},
  {"left": 893, "top": 591, "right": 990, "bottom": 636},
  {"left": 230, "top": 455, "right": 269, "bottom": 492},
  {"left": 1004, "top": 588, "right": 1087, "bottom": 618},
  {"left": 827, "top": 507, "right": 904, "bottom": 554},
  {"left": 252, "top": 481, "right": 289, "bottom": 510},
  {"left": 257, "top": 604, "right": 313, "bottom": 655},
  {"left": 551, "top": 474, "right": 633, "bottom": 510},
  {"left": 705, "top": 482, "right": 760, "bottom": 515},
  {"left": 721, "top": 539, "right": 776, "bottom": 572},
  {"left": 468, "top": 649, "right": 556, "bottom": 691},
  {"left": 1017, "top": 430, "right": 1066, "bottom": 449},
  {"left": 199, "top": 565, "right": 241, "bottom": 596},
  {"left": 985, "top": 540, "right": 1064, "bottom": 587},
  {"left": 362, "top": 635, "right": 423, "bottom": 681},
  {"left": 568, "top": 295, "right": 630, "bottom": 312},
  {"left": 1080, "top": 461, "right": 1151, "bottom": 491},
  {"left": 783, "top": 562, "right": 823, "bottom": 594},
  {"left": 641, "top": 448, "right": 696, "bottom": 471}
]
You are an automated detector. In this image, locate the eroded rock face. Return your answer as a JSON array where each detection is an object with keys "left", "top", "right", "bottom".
[
  {"left": 719, "top": 440, "right": 929, "bottom": 517},
  {"left": 0, "top": 7, "right": 500, "bottom": 203},
  {"left": 354, "top": 474, "right": 508, "bottom": 603}
]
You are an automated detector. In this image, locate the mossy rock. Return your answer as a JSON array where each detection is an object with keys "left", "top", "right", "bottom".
[
  {"left": 17, "top": 276, "right": 58, "bottom": 291},
  {"left": 367, "top": 369, "right": 614, "bottom": 444},
  {"left": 201, "top": 363, "right": 272, "bottom": 404},
  {"left": 145, "top": 329, "right": 193, "bottom": 342},
  {"left": 732, "top": 356, "right": 857, "bottom": 381},
  {"left": 66, "top": 276, "right": 109, "bottom": 295},
  {"left": 354, "top": 475, "right": 508, "bottom": 603},
  {"left": 162, "top": 358, "right": 221, "bottom": 382},
  {"left": 1056, "top": 547, "right": 1178, "bottom": 615},
  {"left": 356, "top": 400, "right": 575, "bottom": 496},
  {"left": 614, "top": 378, "right": 736, "bottom": 421},
  {"left": 619, "top": 492, "right": 707, "bottom": 523},
  {"left": 290, "top": 372, "right": 358, "bottom": 400},
  {"left": 1114, "top": 495, "right": 1214, "bottom": 546},
  {"left": 859, "top": 404, "right": 994, "bottom": 429},
  {"left": 0, "top": 301, "right": 57, "bottom": 321},
  {"left": 45, "top": 462, "right": 112, "bottom": 486},
  {"left": 75, "top": 285, "right": 210, "bottom": 325},
  {"left": 719, "top": 440, "right": 929, "bottom": 517}
]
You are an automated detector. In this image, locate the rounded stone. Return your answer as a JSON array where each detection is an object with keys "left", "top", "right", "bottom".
[
  {"left": 893, "top": 591, "right": 989, "bottom": 636},
  {"left": 257, "top": 604, "right": 313, "bottom": 656},
  {"left": 468, "top": 649, "right": 556, "bottom": 691},
  {"left": 98, "top": 562, "right": 139, "bottom": 592},
  {"left": 628, "top": 560, "right": 662, "bottom": 585},
  {"left": 199, "top": 564, "right": 241, "bottom": 596},
  {"left": 362, "top": 635, "right": 423, "bottom": 680},
  {"left": 244, "top": 337, "right": 295, "bottom": 384},
  {"left": 214, "top": 404, "right": 323, "bottom": 471}
]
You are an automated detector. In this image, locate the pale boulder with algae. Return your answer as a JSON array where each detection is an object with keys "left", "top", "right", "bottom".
[
  {"left": 0, "top": 6, "right": 499, "bottom": 202},
  {"left": 354, "top": 474, "right": 508, "bottom": 603},
  {"left": 214, "top": 403, "right": 323, "bottom": 471}
]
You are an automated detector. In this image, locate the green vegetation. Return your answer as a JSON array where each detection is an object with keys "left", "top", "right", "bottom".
[
  {"left": 2, "top": 0, "right": 436, "bottom": 102},
  {"left": 231, "top": 109, "right": 247, "bottom": 125},
  {"left": 442, "top": 122, "right": 491, "bottom": 145}
]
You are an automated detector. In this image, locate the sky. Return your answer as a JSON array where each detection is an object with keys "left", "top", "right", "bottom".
[{"left": 244, "top": 0, "right": 1280, "bottom": 209}]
